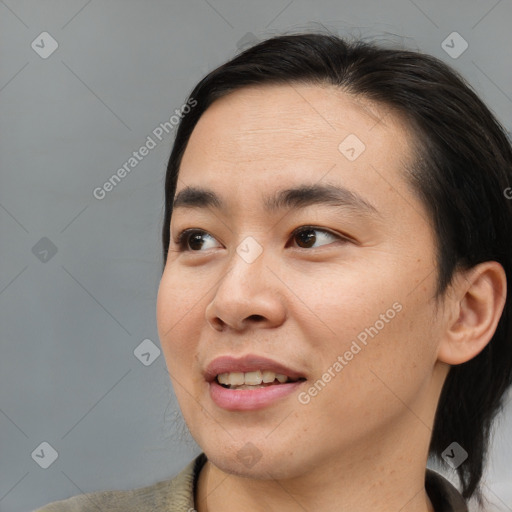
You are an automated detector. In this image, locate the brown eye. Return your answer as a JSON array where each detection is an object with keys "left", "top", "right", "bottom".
[
  {"left": 291, "top": 226, "right": 345, "bottom": 249},
  {"left": 294, "top": 228, "right": 317, "bottom": 248},
  {"left": 175, "top": 229, "right": 219, "bottom": 251}
]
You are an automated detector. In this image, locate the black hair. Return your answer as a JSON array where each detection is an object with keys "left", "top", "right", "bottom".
[{"left": 161, "top": 32, "right": 512, "bottom": 504}]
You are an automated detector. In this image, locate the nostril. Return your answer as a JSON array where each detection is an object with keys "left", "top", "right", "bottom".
[
  {"left": 247, "top": 314, "right": 265, "bottom": 322},
  {"left": 211, "top": 318, "right": 226, "bottom": 331}
]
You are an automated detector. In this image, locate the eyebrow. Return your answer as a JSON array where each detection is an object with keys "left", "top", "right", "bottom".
[{"left": 172, "top": 183, "right": 380, "bottom": 217}]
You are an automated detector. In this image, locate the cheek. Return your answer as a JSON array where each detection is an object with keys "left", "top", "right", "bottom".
[
  {"left": 157, "top": 274, "right": 207, "bottom": 424},
  {"left": 282, "top": 263, "right": 398, "bottom": 343},
  {"left": 156, "top": 269, "right": 203, "bottom": 368},
  {"left": 289, "top": 264, "right": 438, "bottom": 392}
]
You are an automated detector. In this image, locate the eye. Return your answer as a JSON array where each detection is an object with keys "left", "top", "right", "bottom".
[
  {"left": 173, "top": 226, "right": 348, "bottom": 252},
  {"left": 174, "top": 229, "right": 220, "bottom": 252},
  {"left": 289, "top": 226, "right": 347, "bottom": 249}
]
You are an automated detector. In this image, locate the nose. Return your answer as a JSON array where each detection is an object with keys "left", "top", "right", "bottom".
[{"left": 205, "top": 246, "right": 287, "bottom": 332}]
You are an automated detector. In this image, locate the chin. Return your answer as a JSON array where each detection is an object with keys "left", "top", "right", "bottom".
[
  {"left": 179, "top": 398, "right": 319, "bottom": 480},
  {"left": 209, "top": 450, "right": 295, "bottom": 480},
  {"left": 198, "top": 435, "right": 314, "bottom": 481}
]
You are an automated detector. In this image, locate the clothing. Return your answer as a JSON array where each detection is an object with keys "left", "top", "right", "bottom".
[
  {"left": 425, "top": 470, "right": 468, "bottom": 512},
  {"left": 35, "top": 453, "right": 467, "bottom": 511}
]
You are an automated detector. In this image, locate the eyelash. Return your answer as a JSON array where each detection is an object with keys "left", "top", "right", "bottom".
[{"left": 173, "top": 226, "right": 350, "bottom": 252}]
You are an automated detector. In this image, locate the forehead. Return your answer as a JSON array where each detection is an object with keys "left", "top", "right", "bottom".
[{"left": 181, "top": 83, "right": 412, "bottom": 170}]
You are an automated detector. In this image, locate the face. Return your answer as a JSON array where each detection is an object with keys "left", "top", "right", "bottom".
[{"left": 157, "top": 84, "right": 448, "bottom": 480}]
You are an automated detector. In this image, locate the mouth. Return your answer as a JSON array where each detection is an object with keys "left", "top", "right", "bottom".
[
  {"left": 216, "top": 370, "right": 306, "bottom": 389},
  {"left": 204, "top": 354, "right": 307, "bottom": 385},
  {"left": 204, "top": 355, "right": 307, "bottom": 411}
]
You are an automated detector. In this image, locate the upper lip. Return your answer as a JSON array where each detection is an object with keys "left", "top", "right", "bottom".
[{"left": 204, "top": 354, "right": 307, "bottom": 383}]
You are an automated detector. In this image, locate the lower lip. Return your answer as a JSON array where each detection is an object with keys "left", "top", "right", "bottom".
[{"left": 209, "top": 380, "right": 305, "bottom": 411}]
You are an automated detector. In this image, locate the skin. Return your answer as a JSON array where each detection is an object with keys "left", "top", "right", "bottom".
[{"left": 156, "top": 83, "right": 506, "bottom": 512}]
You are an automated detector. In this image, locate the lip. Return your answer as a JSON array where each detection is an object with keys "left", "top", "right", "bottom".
[
  {"left": 204, "top": 354, "right": 306, "bottom": 383},
  {"left": 204, "top": 354, "right": 307, "bottom": 412},
  {"left": 209, "top": 379, "right": 305, "bottom": 411}
]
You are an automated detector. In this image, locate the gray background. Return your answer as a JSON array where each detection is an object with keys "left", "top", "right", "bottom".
[{"left": 1, "top": 1, "right": 511, "bottom": 511}]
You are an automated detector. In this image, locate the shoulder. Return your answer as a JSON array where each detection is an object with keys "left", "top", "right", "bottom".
[
  {"left": 34, "top": 453, "right": 206, "bottom": 512},
  {"left": 425, "top": 468, "right": 468, "bottom": 512}
]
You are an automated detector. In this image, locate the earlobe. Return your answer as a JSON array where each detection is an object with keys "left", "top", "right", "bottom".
[{"left": 437, "top": 261, "right": 507, "bottom": 365}]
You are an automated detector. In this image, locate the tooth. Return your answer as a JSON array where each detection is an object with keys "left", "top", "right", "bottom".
[
  {"left": 244, "top": 370, "right": 263, "bottom": 385},
  {"left": 217, "top": 373, "right": 229, "bottom": 385},
  {"left": 217, "top": 370, "right": 294, "bottom": 387},
  {"left": 262, "top": 370, "right": 276, "bottom": 383},
  {"left": 229, "top": 372, "right": 245, "bottom": 386}
]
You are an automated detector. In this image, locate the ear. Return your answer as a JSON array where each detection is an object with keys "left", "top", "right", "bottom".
[{"left": 437, "top": 261, "right": 507, "bottom": 365}]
